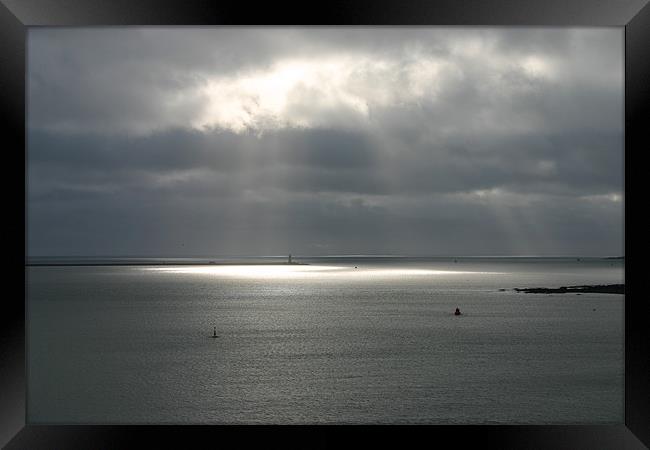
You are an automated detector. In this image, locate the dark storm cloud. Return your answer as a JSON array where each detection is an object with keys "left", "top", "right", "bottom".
[
  {"left": 27, "top": 28, "right": 624, "bottom": 256},
  {"left": 28, "top": 127, "right": 378, "bottom": 182},
  {"left": 28, "top": 126, "right": 621, "bottom": 198}
]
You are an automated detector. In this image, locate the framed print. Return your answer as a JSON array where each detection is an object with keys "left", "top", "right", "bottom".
[{"left": 1, "top": 0, "right": 648, "bottom": 448}]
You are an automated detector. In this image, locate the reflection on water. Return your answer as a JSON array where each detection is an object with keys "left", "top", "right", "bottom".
[{"left": 144, "top": 265, "right": 506, "bottom": 278}]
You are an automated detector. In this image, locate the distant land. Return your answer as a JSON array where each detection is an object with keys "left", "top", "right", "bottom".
[
  {"left": 26, "top": 255, "right": 625, "bottom": 261},
  {"left": 25, "top": 255, "right": 625, "bottom": 268},
  {"left": 26, "top": 261, "right": 309, "bottom": 267},
  {"left": 514, "top": 284, "right": 624, "bottom": 295}
]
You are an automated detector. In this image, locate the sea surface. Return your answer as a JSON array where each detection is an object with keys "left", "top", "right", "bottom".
[{"left": 26, "top": 256, "right": 624, "bottom": 424}]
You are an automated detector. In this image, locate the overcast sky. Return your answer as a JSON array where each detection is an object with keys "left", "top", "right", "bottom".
[{"left": 27, "top": 27, "right": 623, "bottom": 257}]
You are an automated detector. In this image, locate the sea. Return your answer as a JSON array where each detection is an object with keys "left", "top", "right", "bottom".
[{"left": 26, "top": 256, "right": 624, "bottom": 424}]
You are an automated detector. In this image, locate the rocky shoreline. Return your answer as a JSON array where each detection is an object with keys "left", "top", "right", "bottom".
[{"left": 513, "top": 284, "right": 624, "bottom": 294}]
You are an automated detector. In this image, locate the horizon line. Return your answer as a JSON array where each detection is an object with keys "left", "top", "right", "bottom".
[{"left": 26, "top": 254, "right": 625, "bottom": 259}]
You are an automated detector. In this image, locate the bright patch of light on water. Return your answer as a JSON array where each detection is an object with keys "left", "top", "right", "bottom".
[
  {"left": 144, "top": 265, "right": 344, "bottom": 278},
  {"left": 144, "top": 265, "right": 505, "bottom": 278}
]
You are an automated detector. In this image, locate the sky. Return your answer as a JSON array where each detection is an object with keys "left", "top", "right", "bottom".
[{"left": 27, "top": 27, "right": 624, "bottom": 257}]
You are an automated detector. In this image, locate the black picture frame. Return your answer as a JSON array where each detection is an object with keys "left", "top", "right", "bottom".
[{"left": 2, "top": 0, "right": 648, "bottom": 448}]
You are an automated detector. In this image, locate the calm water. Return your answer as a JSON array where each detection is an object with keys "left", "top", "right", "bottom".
[{"left": 27, "top": 257, "right": 624, "bottom": 424}]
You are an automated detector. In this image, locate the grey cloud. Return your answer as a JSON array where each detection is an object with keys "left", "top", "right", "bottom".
[
  {"left": 28, "top": 27, "right": 622, "bottom": 135},
  {"left": 28, "top": 125, "right": 621, "bottom": 199},
  {"left": 26, "top": 28, "right": 624, "bottom": 257}
]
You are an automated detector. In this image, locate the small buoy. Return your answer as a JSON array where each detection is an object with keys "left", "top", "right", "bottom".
[
  {"left": 454, "top": 307, "right": 461, "bottom": 316},
  {"left": 355, "top": 266, "right": 358, "bottom": 269},
  {"left": 211, "top": 327, "right": 219, "bottom": 338}
]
